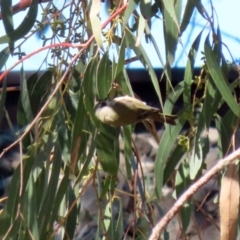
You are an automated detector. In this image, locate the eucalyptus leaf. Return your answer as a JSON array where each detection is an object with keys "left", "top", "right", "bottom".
[
  {"left": 125, "top": 28, "right": 163, "bottom": 108},
  {"left": 89, "top": 0, "right": 103, "bottom": 50},
  {"left": 97, "top": 51, "right": 113, "bottom": 99},
  {"left": 140, "top": 0, "right": 151, "bottom": 19},
  {"left": 163, "top": 1, "right": 179, "bottom": 65},
  {"left": 96, "top": 131, "right": 119, "bottom": 175},
  {"left": 123, "top": 125, "right": 132, "bottom": 179},
  {"left": 0, "top": 47, "right": 10, "bottom": 71},
  {"left": 1, "top": 0, "right": 14, "bottom": 49},
  {"left": 175, "top": 160, "right": 191, "bottom": 232},
  {"left": 204, "top": 35, "right": 240, "bottom": 117},
  {"left": 0, "top": 0, "right": 38, "bottom": 43},
  {"left": 180, "top": 0, "right": 195, "bottom": 35},
  {"left": 123, "top": 0, "right": 137, "bottom": 28}
]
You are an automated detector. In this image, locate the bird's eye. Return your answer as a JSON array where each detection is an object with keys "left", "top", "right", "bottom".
[{"left": 98, "top": 100, "right": 107, "bottom": 107}]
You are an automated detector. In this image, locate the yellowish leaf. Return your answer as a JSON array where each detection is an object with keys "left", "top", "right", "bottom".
[
  {"left": 90, "top": 0, "right": 104, "bottom": 50},
  {"left": 220, "top": 163, "right": 239, "bottom": 240}
]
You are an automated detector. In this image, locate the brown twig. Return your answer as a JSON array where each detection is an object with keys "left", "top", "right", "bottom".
[
  {"left": 0, "top": 86, "right": 20, "bottom": 92},
  {"left": 149, "top": 147, "right": 240, "bottom": 240}
]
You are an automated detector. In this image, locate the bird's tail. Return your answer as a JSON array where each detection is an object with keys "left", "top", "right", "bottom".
[{"left": 150, "top": 111, "right": 178, "bottom": 125}]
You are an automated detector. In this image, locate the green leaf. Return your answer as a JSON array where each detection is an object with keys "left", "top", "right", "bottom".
[
  {"left": 0, "top": 47, "right": 10, "bottom": 71},
  {"left": 76, "top": 128, "right": 97, "bottom": 184},
  {"left": 192, "top": 0, "right": 208, "bottom": 19},
  {"left": 123, "top": 125, "right": 132, "bottom": 179},
  {"left": 96, "top": 131, "right": 119, "bottom": 175},
  {"left": 114, "top": 35, "right": 125, "bottom": 80},
  {"left": 27, "top": 71, "right": 52, "bottom": 116},
  {"left": 183, "top": 29, "right": 203, "bottom": 106},
  {"left": 155, "top": 120, "right": 183, "bottom": 199},
  {"left": 65, "top": 186, "right": 77, "bottom": 239},
  {"left": 83, "top": 57, "right": 98, "bottom": 121},
  {"left": 39, "top": 141, "right": 62, "bottom": 238},
  {"left": 0, "top": 0, "right": 14, "bottom": 49},
  {"left": 104, "top": 198, "right": 123, "bottom": 240},
  {"left": 216, "top": 110, "right": 239, "bottom": 158},
  {"left": 1, "top": 0, "right": 14, "bottom": 33},
  {"left": 135, "top": 13, "right": 146, "bottom": 47},
  {"left": 0, "top": 210, "right": 12, "bottom": 236},
  {"left": 51, "top": 168, "right": 70, "bottom": 223},
  {"left": 162, "top": 0, "right": 180, "bottom": 27},
  {"left": 123, "top": 0, "right": 137, "bottom": 28},
  {"left": 180, "top": 0, "right": 195, "bottom": 35},
  {"left": 163, "top": 144, "right": 186, "bottom": 185},
  {"left": 180, "top": 202, "right": 192, "bottom": 233},
  {"left": 0, "top": 0, "right": 38, "bottom": 43},
  {"left": 97, "top": 51, "right": 113, "bottom": 99},
  {"left": 24, "top": 174, "right": 39, "bottom": 239},
  {"left": 155, "top": 82, "right": 185, "bottom": 199},
  {"left": 175, "top": 160, "right": 192, "bottom": 232},
  {"left": 5, "top": 166, "right": 20, "bottom": 216},
  {"left": 163, "top": 0, "right": 179, "bottom": 65},
  {"left": 104, "top": 202, "right": 113, "bottom": 236},
  {"left": 19, "top": 67, "right": 33, "bottom": 123},
  {"left": 175, "top": 0, "right": 183, "bottom": 23},
  {"left": 118, "top": 68, "right": 134, "bottom": 97},
  {"left": 100, "top": 176, "right": 112, "bottom": 200},
  {"left": 148, "top": 34, "right": 167, "bottom": 73},
  {"left": 204, "top": 36, "right": 240, "bottom": 117},
  {"left": 189, "top": 142, "right": 203, "bottom": 180},
  {"left": 70, "top": 89, "right": 89, "bottom": 172},
  {"left": 125, "top": 28, "right": 163, "bottom": 108},
  {"left": 140, "top": 0, "right": 151, "bottom": 19},
  {"left": 112, "top": 198, "right": 123, "bottom": 240},
  {"left": 83, "top": 56, "right": 120, "bottom": 139},
  {"left": 195, "top": 77, "right": 220, "bottom": 145}
]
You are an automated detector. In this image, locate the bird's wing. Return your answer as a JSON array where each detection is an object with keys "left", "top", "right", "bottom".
[
  {"left": 121, "top": 98, "right": 153, "bottom": 121},
  {"left": 115, "top": 96, "right": 150, "bottom": 110}
]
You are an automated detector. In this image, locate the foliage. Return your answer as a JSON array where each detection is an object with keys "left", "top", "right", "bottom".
[{"left": 0, "top": 0, "right": 239, "bottom": 239}]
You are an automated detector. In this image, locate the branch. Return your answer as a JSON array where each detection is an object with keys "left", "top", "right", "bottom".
[{"left": 149, "top": 147, "right": 240, "bottom": 240}]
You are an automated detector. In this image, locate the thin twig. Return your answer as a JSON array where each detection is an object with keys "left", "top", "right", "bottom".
[{"left": 149, "top": 147, "right": 240, "bottom": 240}]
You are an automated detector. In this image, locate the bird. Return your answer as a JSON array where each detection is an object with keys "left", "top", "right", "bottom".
[{"left": 94, "top": 95, "right": 177, "bottom": 127}]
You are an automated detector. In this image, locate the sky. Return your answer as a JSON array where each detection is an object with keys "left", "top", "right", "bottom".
[{"left": 0, "top": 0, "right": 239, "bottom": 71}]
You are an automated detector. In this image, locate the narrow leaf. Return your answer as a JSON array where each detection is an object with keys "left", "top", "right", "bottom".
[
  {"left": 163, "top": 1, "right": 179, "bottom": 65},
  {"left": 97, "top": 51, "right": 113, "bottom": 99},
  {"left": 162, "top": 0, "right": 180, "bottom": 28},
  {"left": 90, "top": 0, "right": 103, "bottom": 50},
  {"left": 96, "top": 131, "right": 119, "bottom": 175},
  {"left": 204, "top": 36, "right": 240, "bottom": 117},
  {"left": 180, "top": 0, "right": 195, "bottom": 35},
  {"left": 140, "top": 0, "right": 151, "bottom": 19},
  {"left": 0, "top": 0, "right": 38, "bottom": 43},
  {"left": 123, "top": 0, "right": 137, "bottom": 28},
  {"left": 0, "top": 47, "right": 10, "bottom": 71}
]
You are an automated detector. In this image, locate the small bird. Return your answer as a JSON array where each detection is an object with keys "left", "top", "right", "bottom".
[{"left": 94, "top": 95, "right": 177, "bottom": 127}]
